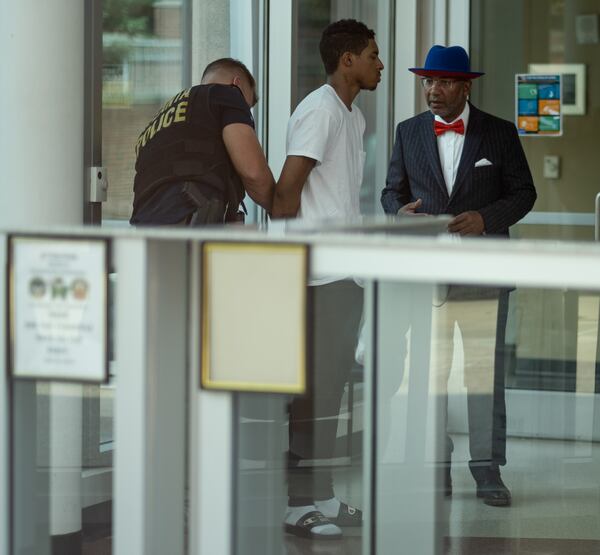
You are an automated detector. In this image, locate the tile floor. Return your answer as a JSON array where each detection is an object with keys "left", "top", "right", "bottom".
[
  {"left": 82, "top": 433, "right": 600, "bottom": 555},
  {"left": 277, "top": 433, "right": 600, "bottom": 555}
]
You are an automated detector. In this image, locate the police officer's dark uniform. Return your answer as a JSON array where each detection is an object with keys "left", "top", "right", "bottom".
[{"left": 130, "top": 84, "right": 254, "bottom": 225}]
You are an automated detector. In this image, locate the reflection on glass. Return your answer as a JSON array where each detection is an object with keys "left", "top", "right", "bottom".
[
  {"left": 102, "top": 0, "right": 184, "bottom": 221},
  {"left": 11, "top": 268, "right": 115, "bottom": 553},
  {"left": 293, "top": 1, "right": 331, "bottom": 109},
  {"left": 376, "top": 281, "right": 600, "bottom": 554},
  {"left": 236, "top": 279, "right": 365, "bottom": 554},
  {"left": 471, "top": 0, "right": 599, "bottom": 242},
  {"left": 12, "top": 382, "right": 113, "bottom": 555},
  {"left": 431, "top": 287, "right": 509, "bottom": 507},
  {"left": 99, "top": 384, "right": 115, "bottom": 447},
  {"left": 99, "top": 271, "right": 117, "bottom": 449}
]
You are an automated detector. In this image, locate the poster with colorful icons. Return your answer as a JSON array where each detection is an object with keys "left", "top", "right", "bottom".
[{"left": 515, "top": 74, "right": 562, "bottom": 137}]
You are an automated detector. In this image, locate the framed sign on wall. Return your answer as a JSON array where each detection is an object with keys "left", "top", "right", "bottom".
[
  {"left": 528, "top": 63, "right": 586, "bottom": 116},
  {"left": 8, "top": 235, "right": 110, "bottom": 383},
  {"left": 200, "top": 241, "right": 308, "bottom": 394}
]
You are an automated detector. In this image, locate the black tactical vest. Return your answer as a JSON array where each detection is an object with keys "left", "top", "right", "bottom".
[{"left": 132, "top": 85, "right": 245, "bottom": 219}]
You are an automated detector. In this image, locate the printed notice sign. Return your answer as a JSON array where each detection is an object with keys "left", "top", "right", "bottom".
[
  {"left": 515, "top": 74, "right": 563, "bottom": 137},
  {"left": 9, "top": 236, "right": 109, "bottom": 382}
]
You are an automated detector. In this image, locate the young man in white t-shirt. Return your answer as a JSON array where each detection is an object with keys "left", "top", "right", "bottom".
[{"left": 272, "top": 19, "right": 384, "bottom": 540}]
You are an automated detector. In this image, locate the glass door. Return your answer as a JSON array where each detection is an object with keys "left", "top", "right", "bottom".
[
  {"left": 101, "top": 0, "right": 188, "bottom": 225},
  {"left": 470, "top": 0, "right": 600, "bottom": 242},
  {"left": 232, "top": 4, "right": 396, "bottom": 553},
  {"left": 292, "top": 0, "right": 394, "bottom": 215}
]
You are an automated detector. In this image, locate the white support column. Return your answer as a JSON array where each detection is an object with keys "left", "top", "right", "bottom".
[
  {"left": 372, "top": 0, "right": 396, "bottom": 213},
  {"left": 0, "top": 235, "right": 7, "bottom": 555},
  {"left": 188, "top": 243, "right": 235, "bottom": 555},
  {"left": 191, "top": 391, "right": 234, "bottom": 555},
  {"left": 361, "top": 281, "right": 376, "bottom": 555},
  {"left": 434, "top": 0, "right": 448, "bottom": 45},
  {"left": 374, "top": 281, "right": 443, "bottom": 555},
  {"left": 113, "top": 239, "right": 147, "bottom": 555},
  {"left": 0, "top": 2, "right": 86, "bottom": 542},
  {"left": 230, "top": 0, "right": 254, "bottom": 70},
  {"left": 267, "top": 0, "right": 293, "bottom": 178},
  {"left": 0, "top": 0, "right": 84, "bottom": 226},
  {"left": 447, "top": 0, "right": 470, "bottom": 49},
  {"left": 113, "top": 238, "right": 187, "bottom": 555},
  {"left": 48, "top": 384, "right": 83, "bottom": 541},
  {"left": 230, "top": 0, "right": 262, "bottom": 225},
  {"left": 393, "top": 0, "right": 420, "bottom": 126},
  {"left": 190, "top": 0, "right": 230, "bottom": 84}
]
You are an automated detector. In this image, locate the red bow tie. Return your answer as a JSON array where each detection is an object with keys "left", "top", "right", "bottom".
[{"left": 434, "top": 119, "right": 465, "bottom": 136}]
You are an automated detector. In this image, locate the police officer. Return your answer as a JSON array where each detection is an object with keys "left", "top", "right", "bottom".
[{"left": 130, "top": 58, "right": 274, "bottom": 225}]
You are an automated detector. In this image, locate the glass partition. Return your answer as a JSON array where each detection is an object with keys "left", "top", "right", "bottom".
[
  {"left": 235, "top": 278, "right": 366, "bottom": 554},
  {"left": 11, "top": 264, "right": 116, "bottom": 555},
  {"left": 374, "top": 279, "right": 600, "bottom": 554},
  {"left": 102, "top": 0, "right": 187, "bottom": 222},
  {"left": 234, "top": 271, "right": 600, "bottom": 554},
  {"left": 7, "top": 231, "right": 600, "bottom": 555},
  {"left": 12, "top": 380, "right": 113, "bottom": 555},
  {"left": 101, "top": 0, "right": 268, "bottom": 225},
  {"left": 292, "top": 0, "right": 392, "bottom": 216},
  {"left": 470, "top": 0, "right": 600, "bottom": 242}
]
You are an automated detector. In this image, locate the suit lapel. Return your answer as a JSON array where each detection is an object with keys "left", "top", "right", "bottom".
[
  {"left": 419, "top": 113, "right": 448, "bottom": 199},
  {"left": 450, "top": 104, "right": 483, "bottom": 202}
]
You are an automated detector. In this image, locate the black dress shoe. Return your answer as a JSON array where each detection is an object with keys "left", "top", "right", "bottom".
[
  {"left": 475, "top": 469, "right": 511, "bottom": 507},
  {"left": 444, "top": 467, "right": 452, "bottom": 497}
]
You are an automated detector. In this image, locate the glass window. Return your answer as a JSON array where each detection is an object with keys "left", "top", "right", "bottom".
[
  {"left": 470, "top": 0, "right": 600, "bottom": 242},
  {"left": 235, "top": 279, "right": 366, "bottom": 554},
  {"left": 293, "top": 0, "right": 391, "bottom": 215},
  {"left": 374, "top": 278, "right": 600, "bottom": 553},
  {"left": 102, "top": 0, "right": 187, "bottom": 222},
  {"left": 11, "top": 253, "right": 117, "bottom": 554},
  {"left": 12, "top": 387, "right": 113, "bottom": 552},
  {"left": 101, "top": 0, "right": 267, "bottom": 224},
  {"left": 234, "top": 6, "right": 393, "bottom": 551}
]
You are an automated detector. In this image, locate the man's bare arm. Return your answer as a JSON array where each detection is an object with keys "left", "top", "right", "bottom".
[
  {"left": 271, "top": 155, "right": 316, "bottom": 218},
  {"left": 223, "top": 123, "right": 275, "bottom": 210}
]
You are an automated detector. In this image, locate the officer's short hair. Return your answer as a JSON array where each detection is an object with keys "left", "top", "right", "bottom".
[
  {"left": 202, "top": 58, "right": 256, "bottom": 90},
  {"left": 319, "top": 19, "right": 375, "bottom": 75}
]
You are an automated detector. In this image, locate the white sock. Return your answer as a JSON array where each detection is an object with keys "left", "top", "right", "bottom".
[
  {"left": 315, "top": 497, "right": 341, "bottom": 518},
  {"left": 285, "top": 504, "right": 341, "bottom": 536},
  {"left": 285, "top": 504, "right": 316, "bottom": 525}
]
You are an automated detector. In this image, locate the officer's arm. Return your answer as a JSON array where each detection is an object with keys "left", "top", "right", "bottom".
[
  {"left": 223, "top": 123, "right": 275, "bottom": 210},
  {"left": 271, "top": 155, "right": 316, "bottom": 219}
]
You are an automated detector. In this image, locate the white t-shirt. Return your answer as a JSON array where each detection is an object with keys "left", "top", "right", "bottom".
[
  {"left": 285, "top": 84, "right": 366, "bottom": 286},
  {"left": 286, "top": 84, "right": 366, "bottom": 220}
]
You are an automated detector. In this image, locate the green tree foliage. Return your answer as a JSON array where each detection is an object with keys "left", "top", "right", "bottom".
[
  {"left": 298, "top": 0, "right": 330, "bottom": 27},
  {"left": 103, "top": 0, "right": 155, "bottom": 35}
]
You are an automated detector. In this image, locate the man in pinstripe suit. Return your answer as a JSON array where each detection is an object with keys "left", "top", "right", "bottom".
[{"left": 381, "top": 45, "right": 536, "bottom": 506}]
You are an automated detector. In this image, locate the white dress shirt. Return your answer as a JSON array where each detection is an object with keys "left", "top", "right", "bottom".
[{"left": 435, "top": 102, "right": 470, "bottom": 196}]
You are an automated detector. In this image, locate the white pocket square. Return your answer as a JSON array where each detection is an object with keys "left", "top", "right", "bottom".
[{"left": 475, "top": 158, "right": 493, "bottom": 167}]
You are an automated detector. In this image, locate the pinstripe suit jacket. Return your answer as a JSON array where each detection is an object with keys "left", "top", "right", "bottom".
[{"left": 381, "top": 103, "right": 536, "bottom": 236}]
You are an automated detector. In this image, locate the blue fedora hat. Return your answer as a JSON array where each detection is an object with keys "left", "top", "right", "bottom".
[{"left": 409, "top": 45, "right": 484, "bottom": 79}]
